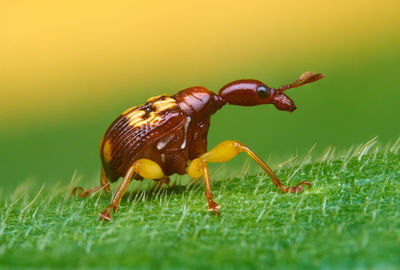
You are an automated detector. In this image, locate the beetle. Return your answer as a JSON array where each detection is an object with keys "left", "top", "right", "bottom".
[{"left": 72, "top": 71, "right": 325, "bottom": 220}]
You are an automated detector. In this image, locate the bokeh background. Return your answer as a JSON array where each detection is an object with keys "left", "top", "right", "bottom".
[{"left": 1, "top": 0, "right": 399, "bottom": 191}]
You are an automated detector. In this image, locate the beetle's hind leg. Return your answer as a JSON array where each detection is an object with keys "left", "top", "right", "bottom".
[
  {"left": 99, "top": 159, "right": 165, "bottom": 221},
  {"left": 72, "top": 167, "right": 111, "bottom": 198}
]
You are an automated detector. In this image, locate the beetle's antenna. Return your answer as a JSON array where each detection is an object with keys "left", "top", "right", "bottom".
[{"left": 278, "top": 72, "right": 325, "bottom": 91}]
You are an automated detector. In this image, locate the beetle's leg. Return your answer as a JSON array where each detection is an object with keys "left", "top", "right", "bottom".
[
  {"left": 99, "top": 159, "right": 164, "bottom": 221},
  {"left": 187, "top": 159, "right": 221, "bottom": 215},
  {"left": 154, "top": 175, "right": 171, "bottom": 190},
  {"left": 99, "top": 166, "right": 134, "bottom": 221},
  {"left": 72, "top": 166, "right": 111, "bottom": 198},
  {"left": 197, "top": 140, "right": 311, "bottom": 194},
  {"left": 240, "top": 144, "right": 311, "bottom": 193}
]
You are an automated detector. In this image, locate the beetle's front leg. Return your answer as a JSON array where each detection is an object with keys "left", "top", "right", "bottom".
[
  {"left": 237, "top": 142, "right": 312, "bottom": 193},
  {"left": 187, "top": 158, "right": 220, "bottom": 215},
  {"left": 100, "top": 159, "right": 165, "bottom": 221},
  {"left": 190, "top": 140, "right": 311, "bottom": 196}
]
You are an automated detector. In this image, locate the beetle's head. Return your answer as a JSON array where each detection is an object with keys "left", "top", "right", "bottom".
[{"left": 218, "top": 72, "right": 325, "bottom": 112}]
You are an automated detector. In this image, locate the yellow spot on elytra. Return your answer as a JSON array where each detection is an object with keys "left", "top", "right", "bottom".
[
  {"left": 103, "top": 139, "right": 113, "bottom": 163},
  {"left": 153, "top": 98, "right": 176, "bottom": 111},
  {"left": 146, "top": 95, "right": 164, "bottom": 103},
  {"left": 125, "top": 97, "right": 176, "bottom": 127},
  {"left": 123, "top": 96, "right": 176, "bottom": 128},
  {"left": 131, "top": 112, "right": 162, "bottom": 127},
  {"left": 126, "top": 110, "right": 146, "bottom": 126}
]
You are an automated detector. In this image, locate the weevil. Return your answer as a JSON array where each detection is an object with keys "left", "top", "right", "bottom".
[{"left": 73, "top": 71, "right": 325, "bottom": 220}]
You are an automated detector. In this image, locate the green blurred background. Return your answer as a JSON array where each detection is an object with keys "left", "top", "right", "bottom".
[{"left": 0, "top": 0, "right": 399, "bottom": 191}]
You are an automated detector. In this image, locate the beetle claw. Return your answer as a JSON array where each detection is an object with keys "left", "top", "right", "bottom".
[
  {"left": 287, "top": 181, "right": 312, "bottom": 194},
  {"left": 71, "top": 186, "right": 83, "bottom": 196},
  {"left": 207, "top": 200, "right": 221, "bottom": 215},
  {"left": 71, "top": 186, "right": 90, "bottom": 198},
  {"left": 99, "top": 206, "right": 113, "bottom": 221}
]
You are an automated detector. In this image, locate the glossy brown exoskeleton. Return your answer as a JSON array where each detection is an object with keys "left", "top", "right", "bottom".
[{"left": 73, "top": 72, "right": 325, "bottom": 220}]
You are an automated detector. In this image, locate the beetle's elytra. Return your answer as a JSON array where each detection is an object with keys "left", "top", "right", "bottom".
[{"left": 73, "top": 72, "right": 325, "bottom": 220}]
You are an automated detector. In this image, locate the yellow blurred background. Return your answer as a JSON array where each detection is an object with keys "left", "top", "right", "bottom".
[
  {"left": 1, "top": 0, "right": 398, "bottom": 127},
  {"left": 0, "top": 0, "right": 399, "bottom": 189}
]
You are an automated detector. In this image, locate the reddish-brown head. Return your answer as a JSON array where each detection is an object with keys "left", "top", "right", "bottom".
[{"left": 219, "top": 72, "right": 325, "bottom": 112}]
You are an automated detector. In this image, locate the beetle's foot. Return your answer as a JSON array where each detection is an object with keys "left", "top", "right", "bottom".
[
  {"left": 207, "top": 199, "right": 221, "bottom": 215},
  {"left": 99, "top": 205, "right": 113, "bottom": 221},
  {"left": 72, "top": 186, "right": 89, "bottom": 198},
  {"left": 72, "top": 183, "right": 110, "bottom": 198},
  {"left": 281, "top": 181, "right": 312, "bottom": 194}
]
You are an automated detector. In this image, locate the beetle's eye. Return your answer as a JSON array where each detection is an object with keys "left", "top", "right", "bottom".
[{"left": 256, "top": 85, "right": 270, "bottom": 99}]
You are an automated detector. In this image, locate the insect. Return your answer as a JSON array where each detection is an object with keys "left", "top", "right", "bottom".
[{"left": 72, "top": 71, "right": 325, "bottom": 220}]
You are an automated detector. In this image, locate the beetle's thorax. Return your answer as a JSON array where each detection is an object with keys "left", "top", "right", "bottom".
[{"left": 173, "top": 87, "right": 226, "bottom": 122}]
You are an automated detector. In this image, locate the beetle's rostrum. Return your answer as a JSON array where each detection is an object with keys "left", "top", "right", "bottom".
[{"left": 72, "top": 71, "right": 325, "bottom": 221}]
